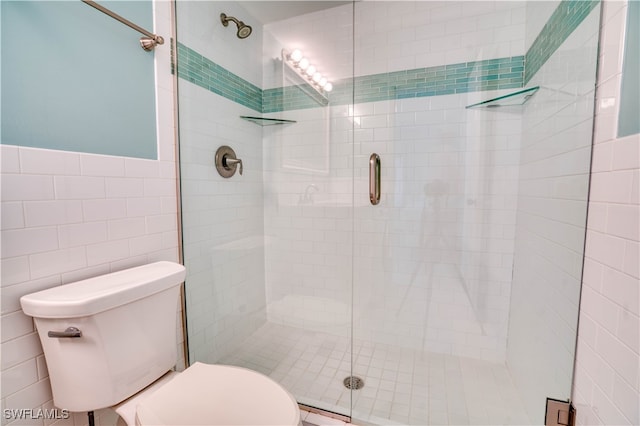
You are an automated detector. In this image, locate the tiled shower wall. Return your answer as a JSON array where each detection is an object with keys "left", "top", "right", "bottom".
[
  {"left": 0, "top": 2, "right": 178, "bottom": 425},
  {"left": 179, "top": 82, "right": 268, "bottom": 364},
  {"left": 348, "top": 94, "right": 523, "bottom": 361},
  {"left": 261, "top": 104, "right": 354, "bottom": 336},
  {"left": 352, "top": 1, "right": 525, "bottom": 76}
]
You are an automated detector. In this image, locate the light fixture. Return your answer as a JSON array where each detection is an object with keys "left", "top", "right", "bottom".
[
  {"left": 290, "top": 49, "right": 303, "bottom": 62},
  {"left": 282, "top": 48, "right": 333, "bottom": 95},
  {"left": 305, "top": 65, "right": 316, "bottom": 76}
]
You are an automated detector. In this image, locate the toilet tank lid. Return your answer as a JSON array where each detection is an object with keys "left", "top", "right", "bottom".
[{"left": 20, "top": 262, "right": 186, "bottom": 319}]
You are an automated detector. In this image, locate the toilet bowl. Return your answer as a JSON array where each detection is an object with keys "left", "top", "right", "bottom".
[{"left": 20, "top": 261, "right": 300, "bottom": 426}]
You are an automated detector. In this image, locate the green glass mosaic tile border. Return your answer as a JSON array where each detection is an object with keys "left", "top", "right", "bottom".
[
  {"left": 177, "top": 42, "right": 262, "bottom": 112},
  {"left": 177, "top": 43, "right": 523, "bottom": 113},
  {"left": 263, "top": 83, "right": 329, "bottom": 113},
  {"left": 524, "top": 0, "right": 600, "bottom": 84},
  {"left": 328, "top": 56, "right": 524, "bottom": 107}
]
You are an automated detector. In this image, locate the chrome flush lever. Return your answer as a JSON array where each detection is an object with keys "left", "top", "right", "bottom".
[{"left": 48, "top": 327, "right": 82, "bottom": 338}]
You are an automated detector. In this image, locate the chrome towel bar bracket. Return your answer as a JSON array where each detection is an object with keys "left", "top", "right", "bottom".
[{"left": 81, "top": 0, "right": 164, "bottom": 51}]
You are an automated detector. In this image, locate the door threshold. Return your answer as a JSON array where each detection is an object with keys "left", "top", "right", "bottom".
[{"left": 298, "top": 403, "right": 351, "bottom": 423}]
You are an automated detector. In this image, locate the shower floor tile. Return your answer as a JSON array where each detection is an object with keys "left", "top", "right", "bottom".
[{"left": 220, "top": 322, "right": 531, "bottom": 425}]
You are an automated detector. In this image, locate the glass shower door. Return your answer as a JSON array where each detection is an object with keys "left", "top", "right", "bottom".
[{"left": 349, "top": 1, "right": 601, "bottom": 425}]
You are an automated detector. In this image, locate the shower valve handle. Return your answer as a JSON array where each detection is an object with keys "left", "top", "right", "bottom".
[
  {"left": 215, "top": 146, "right": 243, "bottom": 178},
  {"left": 224, "top": 156, "right": 243, "bottom": 175}
]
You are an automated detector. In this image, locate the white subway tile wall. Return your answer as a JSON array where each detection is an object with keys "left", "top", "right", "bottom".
[
  {"left": 573, "top": 1, "right": 640, "bottom": 425},
  {"left": 0, "top": 2, "right": 180, "bottom": 425},
  {"left": 261, "top": 4, "right": 354, "bottom": 90},
  {"left": 262, "top": 103, "right": 353, "bottom": 338},
  {"left": 346, "top": 94, "right": 523, "bottom": 362},
  {"left": 261, "top": 1, "right": 526, "bottom": 90},
  {"left": 353, "top": 1, "right": 526, "bottom": 76},
  {"left": 179, "top": 80, "right": 268, "bottom": 364},
  {"left": 177, "top": 1, "right": 263, "bottom": 89}
]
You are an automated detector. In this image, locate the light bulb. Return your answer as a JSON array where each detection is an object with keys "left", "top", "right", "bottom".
[
  {"left": 323, "top": 82, "right": 333, "bottom": 92},
  {"left": 306, "top": 65, "right": 316, "bottom": 76},
  {"left": 319, "top": 77, "right": 327, "bottom": 87},
  {"left": 298, "top": 58, "right": 309, "bottom": 70},
  {"left": 290, "top": 49, "right": 303, "bottom": 63},
  {"left": 313, "top": 72, "right": 322, "bottom": 83}
]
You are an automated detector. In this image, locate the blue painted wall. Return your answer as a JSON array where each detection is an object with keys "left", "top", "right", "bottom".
[{"left": 1, "top": 1, "right": 157, "bottom": 159}]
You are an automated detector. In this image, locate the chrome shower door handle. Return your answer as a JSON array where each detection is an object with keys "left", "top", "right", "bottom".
[{"left": 369, "top": 153, "right": 381, "bottom": 205}]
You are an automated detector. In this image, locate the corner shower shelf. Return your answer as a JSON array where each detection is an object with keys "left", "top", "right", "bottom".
[
  {"left": 240, "top": 116, "right": 297, "bottom": 126},
  {"left": 465, "top": 86, "right": 539, "bottom": 109}
]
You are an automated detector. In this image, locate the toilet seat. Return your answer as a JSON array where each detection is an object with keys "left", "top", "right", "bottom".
[
  {"left": 113, "top": 371, "right": 179, "bottom": 426},
  {"left": 133, "top": 362, "right": 301, "bottom": 426}
]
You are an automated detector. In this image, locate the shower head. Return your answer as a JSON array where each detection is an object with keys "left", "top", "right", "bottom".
[{"left": 220, "top": 13, "right": 252, "bottom": 39}]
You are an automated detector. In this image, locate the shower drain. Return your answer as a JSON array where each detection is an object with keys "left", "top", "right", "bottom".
[{"left": 343, "top": 376, "right": 364, "bottom": 390}]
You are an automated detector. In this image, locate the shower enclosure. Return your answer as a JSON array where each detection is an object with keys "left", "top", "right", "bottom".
[{"left": 175, "top": 1, "right": 601, "bottom": 424}]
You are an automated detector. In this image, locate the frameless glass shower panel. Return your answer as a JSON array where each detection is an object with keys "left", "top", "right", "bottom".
[
  {"left": 350, "top": 1, "right": 600, "bottom": 425},
  {"left": 506, "top": 2, "right": 601, "bottom": 423},
  {"left": 177, "top": 0, "right": 356, "bottom": 418},
  {"left": 176, "top": 0, "right": 269, "bottom": 365}
]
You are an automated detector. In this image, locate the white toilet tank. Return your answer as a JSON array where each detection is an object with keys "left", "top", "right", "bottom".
[{"left": 20, "top": 261, "right": 186, "bottom": 412}]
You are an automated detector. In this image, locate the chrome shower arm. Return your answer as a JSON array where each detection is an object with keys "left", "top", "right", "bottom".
[{"left": 221, "top": 14, "right": 241, "bottom": 27}]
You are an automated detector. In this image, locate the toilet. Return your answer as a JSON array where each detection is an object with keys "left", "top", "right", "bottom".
[{"left": 20, "top": 261, "right": 301, "bottom": 426}]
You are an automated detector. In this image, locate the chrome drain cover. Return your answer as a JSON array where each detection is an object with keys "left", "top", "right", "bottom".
[{"left": 343, "top": 376, "right": 364, "bottom": 390}]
